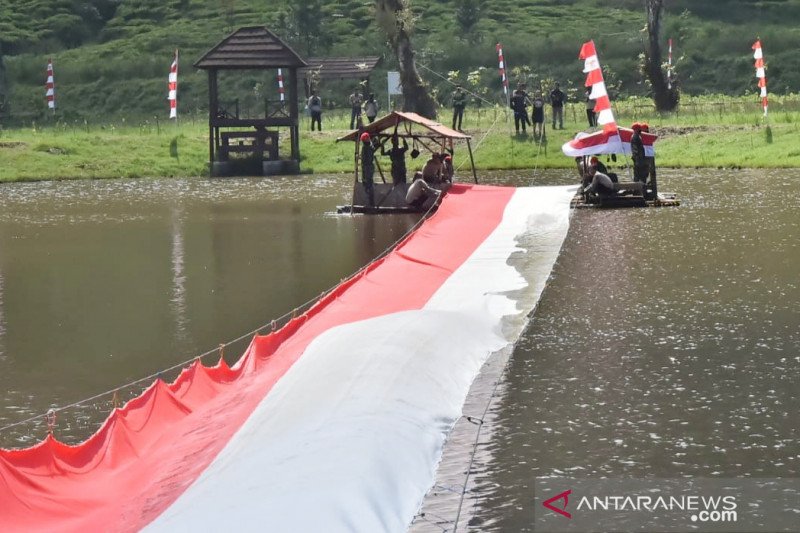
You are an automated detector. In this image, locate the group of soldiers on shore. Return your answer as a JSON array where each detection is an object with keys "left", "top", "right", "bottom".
[
  {"left": 348, "top": 90, "right": 382, "bottom": 130},
  {"left": 450, "top": 82, "right": 567, "bottom": 137}
]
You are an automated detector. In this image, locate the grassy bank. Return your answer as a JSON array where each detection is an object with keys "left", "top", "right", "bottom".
[{"left": 1, "top": 96, "right": 799, "bottom": 182}]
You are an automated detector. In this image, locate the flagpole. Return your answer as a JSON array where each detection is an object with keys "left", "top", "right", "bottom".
[{"left": 175, "top": 49, "right": 179, "bottom": 127}]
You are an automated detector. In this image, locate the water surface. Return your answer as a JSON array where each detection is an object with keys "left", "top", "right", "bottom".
[
  {"left": 0, "top": 175, "right": 419, "bottom": 446},
  {"left": 2, "top": 169, "right": 796, "bottom": 531},
  {"left": 464, "top": 169, "right": 800, "bottom": 531}
]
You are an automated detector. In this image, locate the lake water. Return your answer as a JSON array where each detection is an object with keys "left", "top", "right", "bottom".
[
  {"left": 0, "top": 176, "right": 419, "bottom": 446},
  {"left": 1, "top": 169, "right": 797, "bottom": 528}
]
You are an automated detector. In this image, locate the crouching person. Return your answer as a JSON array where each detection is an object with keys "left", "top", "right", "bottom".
[
  {"left": 583, "top": 165, "right": 615, "bottom": 198},
  {"left": 406, "top": 172, "right": 440, "bottom": 210}
]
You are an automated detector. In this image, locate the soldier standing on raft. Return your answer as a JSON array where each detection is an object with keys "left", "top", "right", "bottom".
[
  {"left": 630, "top": 122, "right": 648, "bottom": 183},
  {"left": 381, "top": 135, "right": 409, "bottom": 184},
  {"left": 360, "top": 132, "right": 376, "bottom": 207}
]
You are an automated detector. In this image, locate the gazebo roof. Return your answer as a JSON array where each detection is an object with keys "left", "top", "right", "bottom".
[
  {"left": 194, "top": 26, "right": 307, "bottom": 70},
  {"left": 300, "top": 57, "right": 381, "bottom": 79},
  {"left": 337, "top": 111, "right": 471, "bottom": 142}
]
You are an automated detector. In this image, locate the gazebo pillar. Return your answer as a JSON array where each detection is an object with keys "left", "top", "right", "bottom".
[
  {"left": 289, "top": 67, "right": 300, "bottom": 161},
  {"left": 207, "top": 69, "right": 218, "bottom": 165}
]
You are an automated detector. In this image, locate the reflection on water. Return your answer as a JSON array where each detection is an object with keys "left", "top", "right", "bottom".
[
  {"left": 466, "top": 169, "right": 800, "bottom": 532},
  {"left": 170, "top": 205, "right": 188, "bottom": 344},
  {"left": 0, "top": 176, "right": 419, "bottom": 447}
]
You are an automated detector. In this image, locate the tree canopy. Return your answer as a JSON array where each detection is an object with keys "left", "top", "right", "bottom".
[{"left": 2, "top": 0, "right": 799, "bottom": 122}]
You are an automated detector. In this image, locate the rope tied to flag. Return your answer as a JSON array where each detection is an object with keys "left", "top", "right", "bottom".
[
  {"left": 752, "top": 40, "right": 768, "bottom": 117},
  {"left": 168, "top": 50, "right": 178, "bottom": 119}
]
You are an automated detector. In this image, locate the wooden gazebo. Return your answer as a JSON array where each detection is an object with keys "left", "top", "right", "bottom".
[{"left": 194, "top": 26, "right": 307, "bottom": 176}]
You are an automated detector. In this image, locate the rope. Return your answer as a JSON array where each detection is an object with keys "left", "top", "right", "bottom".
[
  {"left": 455, "top": 112, "right": 502, "bottom": 173},
  {"left": 449, "top": 268, "right": 562, "bottom": 531},
  {"left": 417, "top": 63, "right": 496, "bottom": 108},
  {"left": 0, "top": 200, "right": 440, "bottom": 437},
  {"left": 413, "top": 61, "right": 509, "bottom": 177},
  {"left": 451, "top": 373, "right": 500, "bottom": 533}
]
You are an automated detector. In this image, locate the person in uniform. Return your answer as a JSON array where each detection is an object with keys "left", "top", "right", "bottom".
[
  {"left": 360, "top": 132, "right": 376, "bottom": 207},
  {"left": 451, "top": 85, "right": 467, "bottom": 131}
]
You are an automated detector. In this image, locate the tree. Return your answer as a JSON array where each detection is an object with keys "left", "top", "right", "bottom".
[
  {"left": 287, "top": 1, "right": 331, "bottom": 57},
  {"left": 374, "top": 0, "right": 438, "bottom": 118},
  {"left": 0, "top": 45, "right": 8, "bottom": 123},
  {"left": 642, "top": 0, "right": 679, "bottom": 112},
  {"left": 455, "top": 0, "right": 482, "bottom": 42}
]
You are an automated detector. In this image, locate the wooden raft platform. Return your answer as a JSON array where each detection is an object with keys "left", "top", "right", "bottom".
[{"left": 571, "top": 192, "right": 680, "bottom": 209}]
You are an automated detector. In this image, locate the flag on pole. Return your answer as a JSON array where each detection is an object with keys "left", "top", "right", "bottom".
[
  {"left": 168, "top": 50, "right": 178, "bottom": 119},
  {"left": 667, "top": 38, "right": 673, "bottom": 89},
  {"left": 752, "top": 40, "right": 768, "bottom": 117},
  {"left": 277, "top": 68, "right": 285, "bottom": 102},
  {"left": 46, "top": 59, "right": 55, "bottom": 110},
  {"left": 579, "top": 40, "right": 618, "bottom": 135},
  {"left": 496, "top": 43, "right": 509, "bottom": 102}
]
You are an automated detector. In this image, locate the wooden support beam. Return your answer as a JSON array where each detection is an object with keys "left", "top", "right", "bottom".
[
  {"left": 207, "top": 69, "right": 219, "bottom": 165},
  {"left": 467, "top": 139, "right": 478, "bottom": 184},
  {"left": 289, "top": 68, "right": 300, "bottom": 161}
]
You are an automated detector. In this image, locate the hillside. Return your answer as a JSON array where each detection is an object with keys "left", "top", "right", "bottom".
[{"left": 2, "top": 0, "right": 800, "bottom": 124}]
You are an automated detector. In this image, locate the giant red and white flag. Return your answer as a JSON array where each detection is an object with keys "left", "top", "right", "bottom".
[
  {"left": 752, "top": 40, "right": 768, "bottom": 116},
  {"left": 579, "top": 40, "right": 617, "bottom": 134},
  {"left": 45, "top": 59, "right": 55, "bottom": 110},
  {"left": 0, "top": 184, "right": 574, "bottom": 532},
  {"left": 168, "top": 50, "right": 178, "bottom": 119}
]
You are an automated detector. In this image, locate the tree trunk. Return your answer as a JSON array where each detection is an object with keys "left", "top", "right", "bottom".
[
  {"left": 0, "top": 50, "right": 8, "bottom": 123},
  {"left": 644, "top": 0, "right": 679, "bottom": 112},
  {"left": 374, "top": 0, "right": 438, "bottom": 119}
]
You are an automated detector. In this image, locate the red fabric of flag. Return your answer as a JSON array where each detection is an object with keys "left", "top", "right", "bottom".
[{"left": 578, "top": 40, "right": 596, "bottom": 60}]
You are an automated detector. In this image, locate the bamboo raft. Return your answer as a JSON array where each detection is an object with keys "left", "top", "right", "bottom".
[{"left": 570, "top": 191, "right": 680, "bottom": 209}]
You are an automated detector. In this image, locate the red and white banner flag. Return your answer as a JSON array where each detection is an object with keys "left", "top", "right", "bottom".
[
  {"left": 168, "top": 50, "right": 178, "bottom": 119},
  {"left": 667, "top": 38, "right": 673, "bottom": 89},
  {"left": 45, "top": 59, "right": 55, "bottom": 110},
  {"left": 752, "top": 40, "right": 768, "bottom": 116},
  {"left": 496, "top": 43, "right": 509, "bottom": 99},
  {"left": 277, "top": 68, "right": 285, "bottom": 102},
  {"left": 0, "top": 185, "right": 574, "bottom": 532},
  {"left": 579, "top": 40, "right": 618, "bottom": 134},
  {"left": 562, "top": 127, "right": 657, "bottom": 158}
]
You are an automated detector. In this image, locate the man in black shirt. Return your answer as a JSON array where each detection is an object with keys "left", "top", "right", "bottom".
[
  {"left": 451, "top": 85, "right": 467, "bottom": 131},
  {"left": 360, "top": 132, "right": 376, "bottom": 206},
  {"left": 510, "top": 87, "right": 530, "bottom": 134},
  {"left": 381, "top": 135, "right": 409, "bottom": 184},
  {"left": 550, "top": 82, "right": 565, "bottom": 130}
]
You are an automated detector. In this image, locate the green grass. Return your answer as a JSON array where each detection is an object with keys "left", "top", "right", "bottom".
[{"left": 1, "top": 95, "right": 799, "bottom": 182}]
